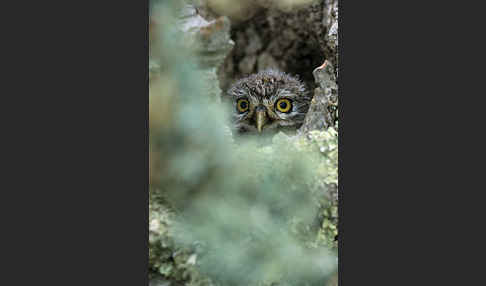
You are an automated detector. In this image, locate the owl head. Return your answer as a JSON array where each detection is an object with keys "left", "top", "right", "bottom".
[{"left": 226, "top": 69, "right": 311, "bottom": 136}]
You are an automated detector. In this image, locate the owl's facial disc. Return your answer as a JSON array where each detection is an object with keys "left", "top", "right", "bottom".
[
  {"left": 227, "top": 70, "right": 311, "bottom": 136},
  {"left": 235, "top": 98, "right": 297, "bottom": 134}
]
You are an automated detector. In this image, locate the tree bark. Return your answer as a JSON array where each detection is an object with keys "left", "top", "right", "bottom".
[{"left": 194, "top": 0, "right": 338, "bottom": 94}]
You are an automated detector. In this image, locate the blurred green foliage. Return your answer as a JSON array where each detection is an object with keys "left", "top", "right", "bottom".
[{"left": 149, "top": 1, "right": 338, "bottom": 285}]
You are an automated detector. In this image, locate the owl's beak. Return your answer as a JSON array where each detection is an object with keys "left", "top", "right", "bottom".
[{"left": 255, "top": 108, "right": 267, "bottom": 133}]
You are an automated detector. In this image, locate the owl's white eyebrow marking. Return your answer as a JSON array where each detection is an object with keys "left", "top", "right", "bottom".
[{"left": 268, "top": 91, "right": 292, "bottom": 107}]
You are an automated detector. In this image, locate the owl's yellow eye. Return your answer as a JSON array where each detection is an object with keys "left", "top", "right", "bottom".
[
  {"left": 237, "top": 98, "right": 249, "bottom": 113},
  {"left": 276, "top": 98, "right": 292, "bottom": 113}
]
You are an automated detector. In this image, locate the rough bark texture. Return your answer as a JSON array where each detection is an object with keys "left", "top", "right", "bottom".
[
  {"left": 150, "top": 2, "right": 234, "bottom": 102},
  {"left": 300, "top": 60, "right": 338, "bottom": 133},
  {"left": 196, "top": 0, "right": 338, "bottom": 95},
  {"left": 178, "top": 4, "right": 234, "bottom": 69}
]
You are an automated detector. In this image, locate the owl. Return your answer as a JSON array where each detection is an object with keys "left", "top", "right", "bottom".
[{"left": 226, "top": 69, "right": 311, "bottom": 136}]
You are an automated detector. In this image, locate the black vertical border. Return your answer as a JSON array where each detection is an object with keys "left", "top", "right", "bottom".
[{"left": 144, "top": 0, "right": 150, "bottom": 283}]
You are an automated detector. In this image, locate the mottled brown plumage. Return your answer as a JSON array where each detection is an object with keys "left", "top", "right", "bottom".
[{"left": 225, "top": 69, "right": 311, "bottom": 136}]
